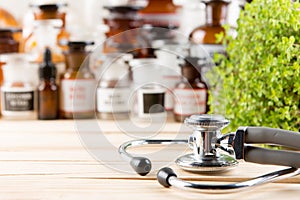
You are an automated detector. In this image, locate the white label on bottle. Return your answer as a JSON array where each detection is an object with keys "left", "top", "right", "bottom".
[
  {"left": 202, "top": 44, "right": 226, "bottom": 58},
  {"left": 191, "top": 44, "right": 226, "bottom": 59},
  {"left": 138, "top": 13, "right": 180, "bottom": 27},
  {"left": 173, "top": 88, "right": 207, "bottom": 116},
  {"left": 60, "top": 79, "right": 96, "bottom": 113},
  {"left": 97, "top": 88, "right": 130, "bottom": 113}
]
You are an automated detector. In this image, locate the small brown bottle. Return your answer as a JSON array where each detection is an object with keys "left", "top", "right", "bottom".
[
  {"left": 173, "top": 57, "right": 208, "bottom": 122},
  {"left": 38, "top": 48, "right": 59, "bottom": 120},
  {"left": 189, "top": 0, "right": 230, "bottom": 44}
]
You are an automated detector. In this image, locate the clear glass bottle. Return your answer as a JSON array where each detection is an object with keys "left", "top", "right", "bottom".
[
  {"left": 25, "top": 19, "right": 64, "bottom": 64},
  {"left": 97, "top": 54, "right": 132, "bottom": 120},
  {"left": 129, "top": 58, "right": 166, "bottom": 121},
  {"left": 38, "top": 48, "right": 58, "bottom": 120},
  {"left": 60, "top": 41, "right": 96, "bottom": 119},
  {"left": 173, "top": 57, "right": 208, "bottom": 122},
  {"left": 189, "top": 0, "right": 230, "bottom": 57},
  {"left": 31, "top": 3, "right": 70, "bottom": 49},
  {"left": 0, "top": 54, "right": 36, "bottom": 119}
]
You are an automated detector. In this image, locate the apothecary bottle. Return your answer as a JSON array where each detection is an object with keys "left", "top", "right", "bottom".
[
  {"left": 31, "top": 3, "right": 70, "bottom": 48},
  {"left": 38, "top": 48, "right": 58, "bottom": 120},
  {"left": 173, "top": 57, "right": 208, "bottom": 122},
  {"left": 189, "top": 0, "right": 230, "bottom": 57},
  {"left": 60, "top": 41, "right": 96, "bottom": 119},
  {"left": 0, "top": 54, "right": 36, "bottom": 119},
  {"left": 0, "top": 28, "right": 22, "bottom": 86},
  {"left": 97, "top": 54, "right": 132, "bottom": 120},
  {"left": 138, "top": 0, "right": 180, "bottom": 29},
  {"left": 129, "top": 58, "right": 166, "bottom": 121},
  {"left": 102, "top": 5, "right": 152, "bottom": 58}
]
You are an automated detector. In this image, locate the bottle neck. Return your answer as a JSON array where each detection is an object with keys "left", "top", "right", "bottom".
[
  {"left": 142, "top": 0, "right": 177, "bottom": 13},
  {"left": 181, "top": 65, "right": 200, "bottom": 82},
  {"left": 205, "top": 1, "right": 229, "bottom": 26}
]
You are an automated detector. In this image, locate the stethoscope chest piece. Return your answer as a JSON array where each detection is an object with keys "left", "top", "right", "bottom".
[{"left": 176, "top": 114, "right": 238, "bottom": 172}]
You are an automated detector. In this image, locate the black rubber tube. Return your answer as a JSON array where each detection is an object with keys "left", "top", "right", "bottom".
[
  {"left": 245, "top": 127, "right": 300, "bottom": 149},
  {"left": 244, "top": 145, "right": 300, "bottom": 168}
]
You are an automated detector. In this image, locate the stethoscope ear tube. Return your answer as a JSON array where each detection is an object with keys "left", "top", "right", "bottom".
[{"left": 244, "top": 145, "right": 300, "bottom": 168}]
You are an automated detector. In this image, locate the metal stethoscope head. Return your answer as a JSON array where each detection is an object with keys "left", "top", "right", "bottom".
[{"left": 119, "top": 114, "right": 300, "bottom": 193}]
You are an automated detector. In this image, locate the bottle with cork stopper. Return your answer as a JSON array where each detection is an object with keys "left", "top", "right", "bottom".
[
  {"left": 189, "top": 0, "right": 230, "bottom": 58},
  {"left": 38, "top": 48, "right": 59, "bottom": 120},
  {"left": 173, "top": 56, "right": 208, "bottom": 122},
  {"left": 60, "top": 41, "right": 96, "bottom": 119}
]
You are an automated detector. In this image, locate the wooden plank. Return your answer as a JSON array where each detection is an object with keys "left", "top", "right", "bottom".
[{"left": 0, "top": 177, "right": 300, "bottom": 200}]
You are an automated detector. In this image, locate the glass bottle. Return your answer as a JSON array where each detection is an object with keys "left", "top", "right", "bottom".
[
  {"left": 0, "top": 54, "right": 36, "bottom": 119},
  {"left": 32, "top": 3, "right": 70, "bottom": 48},
  {"left": 60, "top": 41, "right": 96, "bottom": 119},
  {"left": 97, "top": 54, "right": 131, "bottom": 120},
  {"left": 173, "top": 57, "right": 208, "bottom": 122},
  {"left": 129, "top": 58, "right": 166, "bottom": 121},
  {"left": 0, "top": 28, "right": 22, "bottom": 86},
  {"left": 38, "top": 48, "right": 58, "bottom": 120},
  {"left": 189, "top": 0, "right": 230, "bottom": 57},
  {"left": 102, "top": 5, "right": 152, "bottom": 58},
  {"left": 25, "top": 19, "right": 64, "bottom": 63},
  {"left": 138, "top": 0, "right": 180, "bottom": 29},
  {"left": 0, "top": 7, "right": 19, "bottom": 27}
]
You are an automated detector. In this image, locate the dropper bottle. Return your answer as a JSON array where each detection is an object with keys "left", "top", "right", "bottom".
[{"left": 38, "top": 47, "right": 59, "bottom": 120}]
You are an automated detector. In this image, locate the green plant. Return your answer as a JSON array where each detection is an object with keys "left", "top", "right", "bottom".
[{"left": 209, "top": 0, "right": 300, "bottom": 131}]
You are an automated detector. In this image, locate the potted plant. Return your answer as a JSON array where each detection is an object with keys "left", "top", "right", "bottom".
[{"left": 209, "top": 0, "right": 300, "bottom": 131}]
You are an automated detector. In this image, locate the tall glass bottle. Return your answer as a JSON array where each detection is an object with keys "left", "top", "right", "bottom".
[
  {"left": 38, "top": 48, "right": 58, "bottom": 120},
  {"left": 138, "top": 0, "right": 180, "bottom": 29},
  {"left": 60, "top": 41, "right": 96, "bottom": 119},
  {"left": 173, "top": 57, "right": 208, "bottom": 122},
  {"left": 189, "top": 0, "right": 230, "bottom": 57},
  {"left": 32, "top": 3, "right": 70, "bottom": 49},
  {"left": 0, "top": 28, "right": 21, "bottom": 86}
]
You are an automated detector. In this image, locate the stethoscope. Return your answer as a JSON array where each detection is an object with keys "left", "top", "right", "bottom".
[{"left": 119, "top": 114, "right": 300, "bottom": 193}]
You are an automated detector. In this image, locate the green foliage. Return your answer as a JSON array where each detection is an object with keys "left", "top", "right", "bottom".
[{"left": 209, "top": 0, "right": 300, "bottom": 131}]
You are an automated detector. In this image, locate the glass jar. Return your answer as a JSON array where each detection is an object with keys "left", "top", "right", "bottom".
[
  {"left": 25, "top": 19, "right": 64, "bottom": 63},
  {"left": 0, "top": 28, "right": 22, "bottom": 86},
  {"left": 190, "top": 0, "right": 230, "bottom": 44},
  {"left": 129, "top": 58, "right": 166, "bottom": 121},
  {"left": 0, "top": 7, "right": 19, "bottom": 27},
  {"left": 138, "top": 0, "right": 181, "bottom": 40},
  {"left": 0, "top": 54, "right": 37, "bottom": 119},
  {"left": 189, "top": 0, "right": 230, "bottom": 59},
  {"left": 60, "top": 41, "right": 96, "bottom": 119},
  {"left": 31, "top": 3, "right": 70, "bottom": 48},
  {"left": 173, "top": 56, "right": 208, "bottom": 122},
  {"left": 97, "top": 54, "right": 132, "bottom": 120},
  {"left": 103, "top": 5, "right": 152, "bottom": 58}
]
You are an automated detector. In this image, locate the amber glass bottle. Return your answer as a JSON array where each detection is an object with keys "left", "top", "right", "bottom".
[
  {"left": 173, "top": 57, "right": 208, "bottom": 122},
  {"left": 60, "top": 41, "right": 96, "bottom": 119},
  {"left": 0, "top": 28, "right": 21, "bottom": 86},
  {"left": 38, "top": 48, "right": 58, "bottom": 120},
  {"left": 138, "top": 0, "right": 180, "bottom": 28},
  {"left": 189, "top": 0, "right": 230, "bottom": 44}
]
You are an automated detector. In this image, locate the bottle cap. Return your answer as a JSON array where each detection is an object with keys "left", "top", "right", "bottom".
[
  {"left": 30, "top": 3, "right": 68, "bottom": 11},
  {"left": 39, "top": 48, "right": 57, "bottom": 80},
  {"left": 63, "top": 41, "right": 95, "bottom": 52}
]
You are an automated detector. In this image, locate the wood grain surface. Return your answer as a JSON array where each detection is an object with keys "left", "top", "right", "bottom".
[{"left": 0, "top": 119, "right": 299, "bottom": 199}]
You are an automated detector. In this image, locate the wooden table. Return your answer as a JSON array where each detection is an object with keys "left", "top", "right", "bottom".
[{"left": 0, "top": 119, "right": 299, "bottom": 200}]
